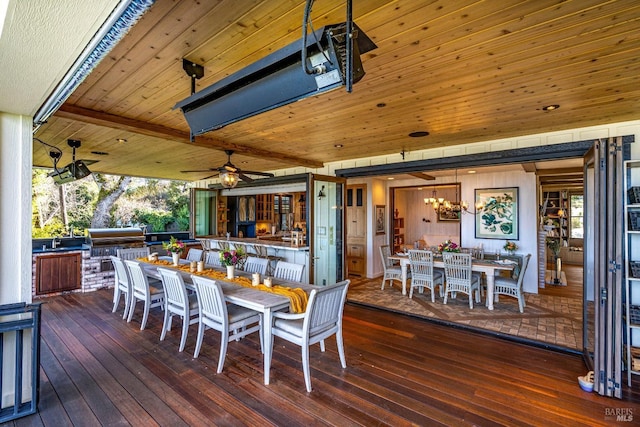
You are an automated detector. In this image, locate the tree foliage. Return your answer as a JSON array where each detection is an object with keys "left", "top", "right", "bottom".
[{"left": 32, "top": 170, "right": 190, "bottom": 237}]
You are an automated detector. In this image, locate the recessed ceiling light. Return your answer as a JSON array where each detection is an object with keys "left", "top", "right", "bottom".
[
  {"left": 542, "top": 104, "right": 560, "bottom": 111},
  {"left": 387, "top": 177, "right": 394, "bottom": 180},
  {"left": 116, "top": 138, "right": 128, "bottom": 143},
  {"left": 91, "top": 151, "right": 109, "bottom": 156},
  {"left": 409, "top": 131, "right": 429, "bottom": 137},
  {"left": 467, "top": 170, "right": 476, "bottom": 174},
  {"left": 376, "top": 102, "right": 386, "bottom": 108},
  {"left": 334, "top": 144, "right": 343, "bottom": 148}
]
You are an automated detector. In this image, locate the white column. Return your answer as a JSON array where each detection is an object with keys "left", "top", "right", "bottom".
[{"left": 0, "top": 112, "right": 32, "bottom": 304}]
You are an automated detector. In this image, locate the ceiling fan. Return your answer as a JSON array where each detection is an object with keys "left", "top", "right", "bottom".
[{"left": 181, "top": 150, "right": 274, "bottom": 186}]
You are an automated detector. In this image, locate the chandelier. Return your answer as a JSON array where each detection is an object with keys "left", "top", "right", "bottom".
[
  {"left": 423, "top": 170, "right": 485, "bottom": 215},
  {"left": 220, "top": 170, "right": 239, "bottom": 188}
]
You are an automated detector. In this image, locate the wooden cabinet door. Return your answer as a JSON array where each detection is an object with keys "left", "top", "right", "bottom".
[{"left": 36, "top": 253, "right": 81, "bottom": 295}]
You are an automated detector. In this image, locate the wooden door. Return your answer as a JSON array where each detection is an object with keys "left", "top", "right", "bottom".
[{"left": 347, "top": 185, "right": 366, "bottom": 276}]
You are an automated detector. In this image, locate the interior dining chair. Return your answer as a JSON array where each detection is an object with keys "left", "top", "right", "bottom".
[
  {"left": 186, "top": 248, "right": 204, "bottom": 262},
  {"left": 442, "top": 252, "right": 481, "bottom": 309},
  {"left": 379, "top": 245, "right": 402, "bottom": 290},
  {"left": 204, "top": 250, "right": 223, "bottom": 267},
  {"left": 408, "top": 250, "right": 443, "bottom": 301},
  {"left": 273, "top": 261, "right": 305, "bottom": 282},
  {"left": 271, "top": 279, "right": 350, "bottom": 392},
  {"left": 190, "top": 275, "right": 262, "bottom": 373},
  {"left": 157, "top": 268, "right": 199, "bottom": 351},
  {"left": 243, "top": 256, "right": 268, "bottom": 275},
  {"left": 110, "top": 255, "right": 131, "bottom": 319},
  {"left": 493, "top": 253, "right": 531, "bottom": 313},
  {"left": 117, "top": 247, "right": 150, "bottom": 260},
  {"left": 125, "top": 259, "right": 165, "bottom": 330}
]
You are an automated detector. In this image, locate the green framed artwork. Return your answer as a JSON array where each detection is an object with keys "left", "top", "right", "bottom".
[{"left": 474, "top": 187, "right": 518, "bottom": 240}]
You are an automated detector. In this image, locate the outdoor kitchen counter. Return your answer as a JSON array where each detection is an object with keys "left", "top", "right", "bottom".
[{"left": 201, "top": 236, "right": 309, "bottom": 251}]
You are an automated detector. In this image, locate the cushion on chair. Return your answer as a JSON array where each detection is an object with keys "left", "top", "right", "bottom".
[{"left": 149, "top": 285, "right": 164, "bottom": 295}]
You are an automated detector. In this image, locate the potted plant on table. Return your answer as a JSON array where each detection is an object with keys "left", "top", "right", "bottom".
[
  {"left": 219, "top": 246, "right": 246, "bottom": 279},
  {"left": 438, "top": 240, "right": 460, "bottom": 253},
  {"left": 503, "top": 241, "right": 518, "bottom": 255},
  {"left": 163, "top": 236, "right": 185, "bottom": 265}
]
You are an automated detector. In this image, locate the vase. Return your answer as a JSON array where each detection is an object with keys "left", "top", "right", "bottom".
[
  {"left": 226, "top": 265, "right": 235, "bottom": 279},
  {"left": 172, "top": 252, "right": 180, "bottom": 266}
]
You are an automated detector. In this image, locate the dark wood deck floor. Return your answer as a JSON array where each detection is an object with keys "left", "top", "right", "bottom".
[{"left": 4, "top": 288, "right": 640, "bottom": 427}]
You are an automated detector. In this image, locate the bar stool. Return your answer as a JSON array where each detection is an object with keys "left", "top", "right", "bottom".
[{"left": 254, "top": 245, "right": 282, "bottom": 276}]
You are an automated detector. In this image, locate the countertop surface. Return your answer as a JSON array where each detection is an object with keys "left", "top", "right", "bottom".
[
  {"left": 202, "top": 236, "right": 309, "bottom": 251},
  {"left": 32, "top": 245, "right": 88, "bottom": 254}
]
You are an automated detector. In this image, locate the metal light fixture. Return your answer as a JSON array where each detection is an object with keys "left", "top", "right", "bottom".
[
  {"left": 424, "top": 189, "right": 445, "bottom": 212},
  {"left": 318, "top": 185, "right": 326, "bottom": 199},
  {"left": 220, "top": 170, "right": 239, "bottom": 188}
]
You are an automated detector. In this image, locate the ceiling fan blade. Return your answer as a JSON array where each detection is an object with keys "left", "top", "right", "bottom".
[
  {"left": 223, "top": 163, "right": 238, "bottom": 173},
  {"left": 181, "top": 169, "right": 218, "bottom": 173},
  {"left": 80, "top": 159, "right": 100, "bottom": 166},
  {"left": 241, "top": 170, "right": 275, "bottom": 177},
  {"left": 238, "top": 172, "right": 254, "bottom": 183}
]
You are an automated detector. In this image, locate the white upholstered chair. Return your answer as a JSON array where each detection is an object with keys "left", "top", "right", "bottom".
[
  {"left": 408, "top": 250, "right": 443, "bottom": 301},
  {"left": 493, "top": 253, "right": 531, "bottom": 313},
  {"left": 273, "top": 261, "right": 305, "bottom": 282},
  {"left": 243, "top": 256, "right": 268, "bottom": 275},
  {"left": 186, "top": 248, "right": 204, "bottom": 262},
  {"left": 110, "top": 256, "right": 131, "bottom": 319},
  {"left": 117, "top": 247, "right": 150, "bottom": 260},
  {"left": 157, "top": 268, "right": 199, "bottom": 352},
  {"left": 205, "top": 250, "right": 223, "bottom": 267},
  {"left": 379, "top": 245, "right": 402, "bottom": 290},
  {"left": 125, "top": 260, "right": 165, "bottom": 330},
  {"left": 442, "top": 252, "right": 481, "bottom": 309},
  {"left": 270, "top": 280, "right": 350, "bottom": 392},
  {"left": 190, "top": 275, "right": 262, "bottom": 373}
]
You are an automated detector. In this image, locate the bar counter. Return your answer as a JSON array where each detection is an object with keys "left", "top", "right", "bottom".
[{"left": 200, "top": 236, "right": 309, "bottom": 251}]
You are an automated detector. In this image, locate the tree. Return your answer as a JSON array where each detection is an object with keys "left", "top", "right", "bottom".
[{"left": 91, "top": 174, "right": 132, "bottom": 228}]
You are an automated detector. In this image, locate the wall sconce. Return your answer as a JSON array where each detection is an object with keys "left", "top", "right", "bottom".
[{"left": 318, "top": 185, "right": 326, "bottom": 199}]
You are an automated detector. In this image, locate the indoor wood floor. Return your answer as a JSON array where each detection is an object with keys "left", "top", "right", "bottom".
[{"left": 3, "top": 288, "right": 639, "bottom": 427}]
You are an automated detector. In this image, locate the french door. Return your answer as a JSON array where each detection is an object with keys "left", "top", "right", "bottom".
[{"left": 584, "top": 137, "right": 624, "bottom": 398}]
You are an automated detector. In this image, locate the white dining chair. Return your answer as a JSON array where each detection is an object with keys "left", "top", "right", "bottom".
[
  {"left": 190, "top": 275, "right": 262, "bottom": 373},
  {"left": 117, "top": 247, "right": 150, "bottom": 260},
  {"left": 273, "top": 261, "right": 305, "bottom": 282},
  {"left": 110, "top": 256, "right": 131, "bottom": 319},
  {"left": 379, "top": 245, "right": 402, "bottom": 290},
  {"left": 205, "top": 250, "right": 223, "bottom": 267},
  {"left": 493, "top": 253, "right": 531, "bottom": 313},
  {"left": 270, "top": 279, "right": 350, "bottom": 392},
  {"left": 408, "top": 250, "right": 443, "bottom": 301},
  {"left": 157, "top": 268, "right": 199, "bottom": 352},
  {"left": 186, "top": 248, "right": 204, "bottom": 262},
  {"left": 125, "top": 260, "right": 165, "bottom": 330},
  {"left": 243, "top": 256, "right": 268, "bottom": 275},
  {"left": 442, "top": 252, "right": 481, "bottom": 309}
]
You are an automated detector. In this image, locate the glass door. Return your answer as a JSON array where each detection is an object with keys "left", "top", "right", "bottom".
[
  {"left": 584, "top": 137, "right": 624, "bottom": 398},
  {"left": 309, "top": 174, "right": 346, "bottom": 286},
  {"left": 190, "top": 188, "right": 217, "bottom": 238}
]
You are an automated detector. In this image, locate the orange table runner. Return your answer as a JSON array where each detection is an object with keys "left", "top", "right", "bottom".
[{"left": 142, "top": 259, "right": 308, "bottom": 313}]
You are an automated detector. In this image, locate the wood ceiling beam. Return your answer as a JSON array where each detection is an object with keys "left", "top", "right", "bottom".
[
  {"left": 535, "top": 167, "right": 583, "bottom": 176},
  {"left": 55, "top": 104, "right": 324, "bottom": 169},
  {"left": 409, "top": 172, "right": 436, "bottom": 181},
  {"left": 521, "top": 163, "right": 537, "bottom": 173}
]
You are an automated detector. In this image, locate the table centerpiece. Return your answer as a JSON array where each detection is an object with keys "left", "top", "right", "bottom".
[
  {"left": 219, "top": 246, "right": 246, "bottom": 279},
  {"left": 162, "top": 236, "right": 185, "bottom": 265}
]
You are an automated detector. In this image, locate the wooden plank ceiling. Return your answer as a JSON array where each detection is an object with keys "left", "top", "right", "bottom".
[{"left": 33, "top": 0, "right": 640, "bottom": 181}]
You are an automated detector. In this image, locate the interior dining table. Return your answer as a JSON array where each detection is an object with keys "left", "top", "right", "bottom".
[
  {"left": 139, "top": 257, "right": 318, "bottom": 385},
  {"left": 388, "top": 253, "right": 515, "bottom": 310}
]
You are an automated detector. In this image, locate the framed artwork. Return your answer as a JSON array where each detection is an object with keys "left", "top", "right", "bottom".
[
  {"left": 475, "top": 187, "right": 519, "bottom": 239},
  {"left": 438, "top": 203, "right": 461, "bottom": 222},
  {"left": 375, "top": 205, "right": 385, "bottom": 235}
]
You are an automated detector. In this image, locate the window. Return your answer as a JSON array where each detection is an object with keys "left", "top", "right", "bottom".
[{"left": 569, "top": 194, "right": 583, "bottom": 238}]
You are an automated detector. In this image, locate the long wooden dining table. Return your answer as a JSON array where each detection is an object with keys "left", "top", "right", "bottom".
[
  {"left": 139, "top": 257, "right": 318, "bottom": 385},
  {"left": 388, "top": 254, "right": 515, "bottom": 310}
]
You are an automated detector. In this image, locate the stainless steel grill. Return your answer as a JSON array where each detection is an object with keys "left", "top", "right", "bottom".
[{"left": 86, "top": 228, "right": 145, "bottom": 259}]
